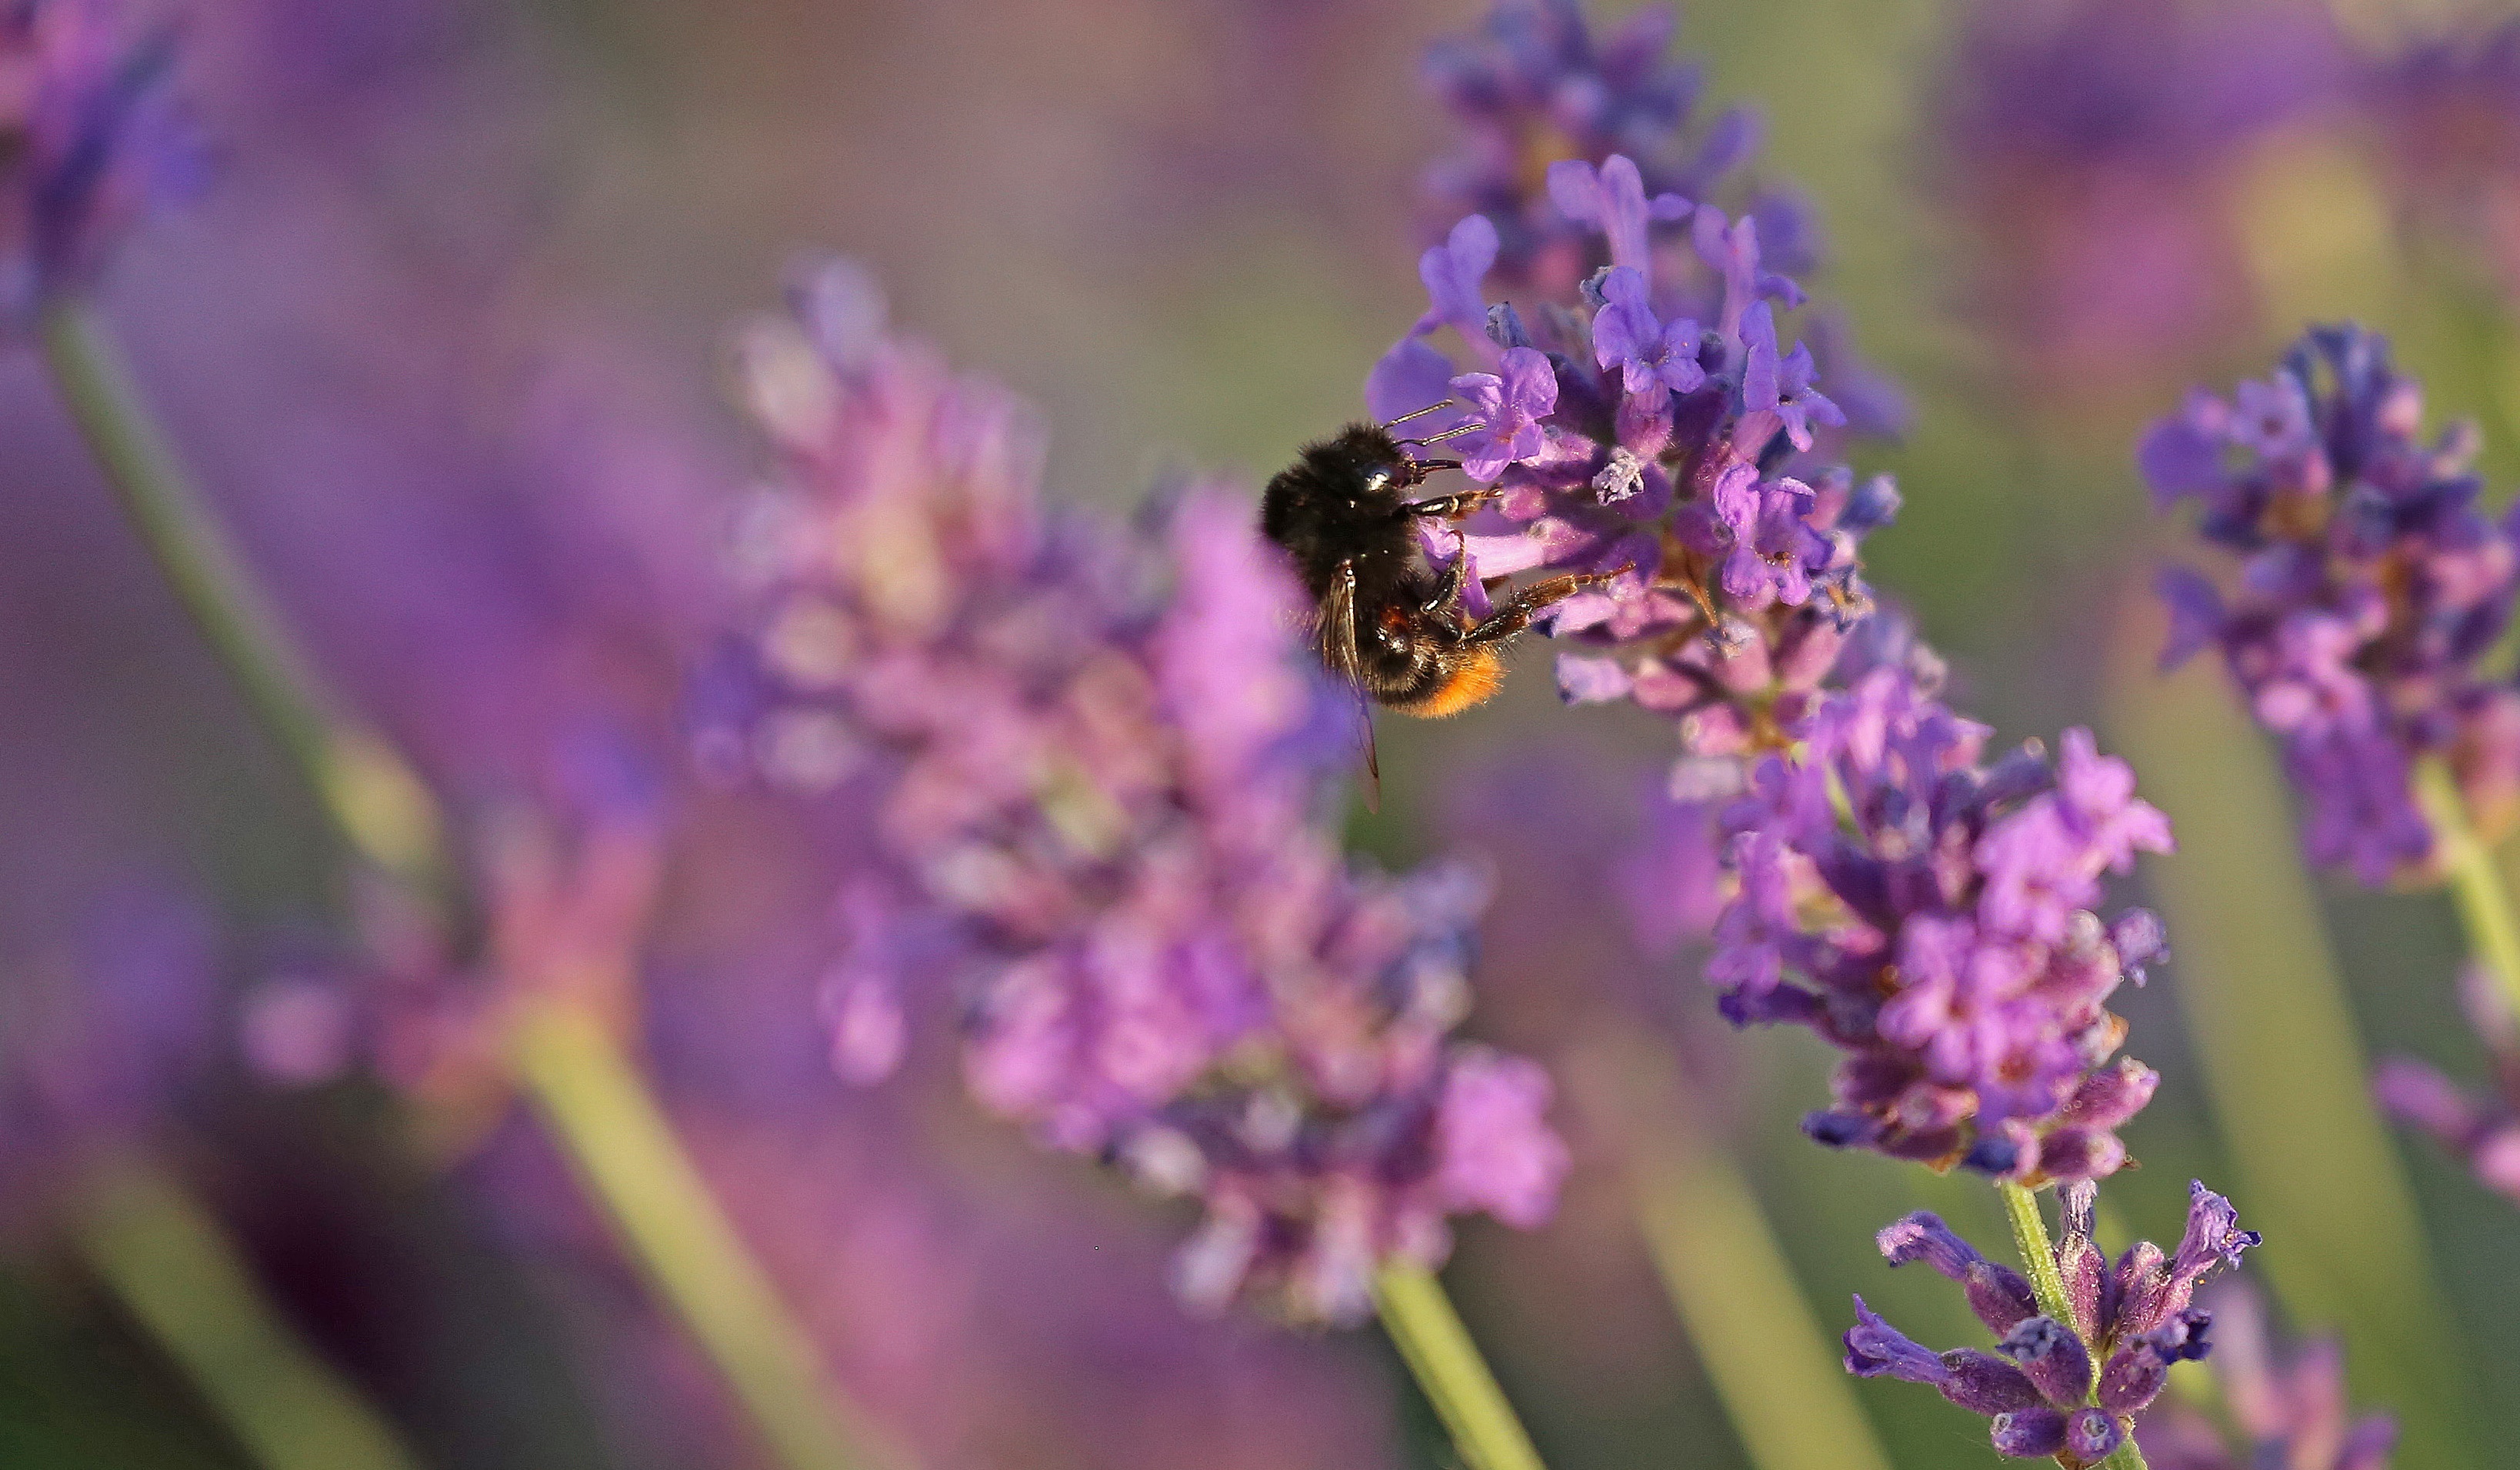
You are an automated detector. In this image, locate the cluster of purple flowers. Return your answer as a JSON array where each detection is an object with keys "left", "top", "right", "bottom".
[
  {"left": 1847, "top": 1181, "right": 2258, "bottom": 1464},
  {"left": 2137, "top": 1283, "right": 2397, "bottom": 1470},
  {"left": 2144, "top": 324, "right": 2520, "bottom": 885},
  {"left": 0, "top": 0, "right": 198, "bottom": 328},
  {"left": 707, "top": 258, "right": 1566, "bottom": 1324},
  {"left": 2373, "top": 964, "right": 2520, "bottom": 1208},
  {"left": 1370, "top": 153, "right": 1892, "bottom": 785},
  {"left": 1713, "top": 668, "right": 2172, "bottom": 1184}
]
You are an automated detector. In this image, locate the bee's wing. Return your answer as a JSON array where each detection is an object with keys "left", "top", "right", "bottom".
[{"left": 1318, "top": 560, "right": 1382, "bottom": 813}]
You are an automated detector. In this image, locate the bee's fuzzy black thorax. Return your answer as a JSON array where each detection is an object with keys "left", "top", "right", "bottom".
[{"left": 1259, "top": 422, "right": 1430, "bottom": 608}]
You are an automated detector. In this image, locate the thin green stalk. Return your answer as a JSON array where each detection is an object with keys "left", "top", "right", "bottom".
[
  {"left": 1633, "top": 1146, "right": 1892, "bottom": 1470},
  {"left": 1994, "top": 1182, "right": 2074, "bottom": 1325},
  {"left": 2414, "top": 759, "right": 2520, "bottom": 1021},
  {"left": 1993, "top": 1182, "right": 2148, "bottom": 1470},
  {"left": 1595, "top": 1037, "right": 1889, "bottom": 1470},
  {"left": 509, "top": 998, "right": 878, "bottom": 1470},
  {"left": 75, "top": 1162, "right": 425, "bottom": 1470},
  {"left": 35, "top": 300, "right": 441, "bottom": 888},
  {"left": 1371, "top": 1262, "right": 1546, "bottom": 1470}
]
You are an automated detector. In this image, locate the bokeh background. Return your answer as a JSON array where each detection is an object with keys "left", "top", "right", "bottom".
[{"left": 6, "top": 0, "right": 2520, "bottom": 1467}]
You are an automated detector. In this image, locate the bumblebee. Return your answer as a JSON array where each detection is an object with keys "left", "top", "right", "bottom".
[{"left": 1261, "top": 403, "right": 1613, "bottom": 803}]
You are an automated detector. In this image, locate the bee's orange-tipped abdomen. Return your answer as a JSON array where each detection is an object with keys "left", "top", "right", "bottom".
[{"left": 1395, "top": 646, "right": 1507, "bottom": 718}]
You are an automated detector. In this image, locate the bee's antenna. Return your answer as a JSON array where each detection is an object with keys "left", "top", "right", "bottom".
[
  {"left": 1396, "top": 422, "right": 1481, "bottom": 447},
  {"left": 1381, "top": 398, "right": 1457, "bottom": 430},
  {"left": 1407, "top": 458, "right": 1463, "bottom": 473}
]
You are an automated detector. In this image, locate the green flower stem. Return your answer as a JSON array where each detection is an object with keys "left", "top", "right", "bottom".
[
  {"left": 1994, "top": 1181, "right": 2074, "bottom": 1325},
  {"left": 35, "top": 300, "right": 442, "bottom": 888},
  {"left": 1634, "top": 1143, "right": 1893, "bottom": 1470},
  {"left": 510, "top": 998, "right": 881, "bottom": 1470},
  {"left": 1598, "top": 1038, "right": 1890, "bottom": 1470},
  {"left": 2413, "top": 758, "right": 2520, "bottom": 1021},
  {"left": 1994, "top": 1182, "right": 2148, "bottom": 1470},
  {"left": 1371, "top": 1262, "right": 1547, "bottom": 1470},
  {"left": 75, "top": 1162, "right": 425, "bottom": 1470}
]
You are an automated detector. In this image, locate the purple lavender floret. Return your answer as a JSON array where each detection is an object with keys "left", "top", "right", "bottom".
[
  {"left": 2135, "top": 1282, "right": 2396, "bottom": 1470},
  {"left": 1706, "top": 658, "right": 2171, "bottom": 1183},
  {"left": 2373, "top": 963, "right": 2520, "bottom": 1208},
  {"left": 710, "top": 257, "right": 1568, "bottom": 1324},
  {"left": 0, "top": 0, "right": 200, "bottom": 327},
  {"left": 2145, "top": 324, "right": 2520, "bottom": 885},
  {"left": 1848, "top": 1180, "right": 2258, "bottom": 1464}
]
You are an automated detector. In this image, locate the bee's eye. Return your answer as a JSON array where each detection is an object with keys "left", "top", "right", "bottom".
[{"left": 1361, "top": 469, "right": 1390, "bottom": 493}]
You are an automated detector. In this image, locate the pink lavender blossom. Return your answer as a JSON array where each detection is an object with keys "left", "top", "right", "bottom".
[
  {"left": 707, "top": 257, "right": 1568, "bottom": 1324},
  {"left": 2145, "top": 325, "right": 2520, "bottom": 885},
  {"left": 2372, "top": 964, "right": 2520, "bottom": 1207},
  {"left": 2137, "top": 1282, "right": 2395, "bottom": 1470},
  {"left": 1848, "top": 1180, "right": 2258, "bottom": 1463},
  {"left": 0, "top": 0, "right": 199, "bottom": 325}
]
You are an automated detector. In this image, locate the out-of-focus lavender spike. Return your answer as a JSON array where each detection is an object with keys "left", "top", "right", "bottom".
[
  {"left": 2145, "top": 325, "right": 2520, "bottom": 885},
  {"left": 1929, "top": 0, "right": 2346, "bottom": 394},
  {"left": 2374, "top": 962, "right": 2520, "bottom": 1206},
  {"left": 0, "top": 1, "right": 202, "bottom": 327},
  {"left": 2134, "top": 1281, "right": 2398, "bottom": 1470},
  {"left": 706, "top": 257, "right": 1569, "bottom": 1325}
]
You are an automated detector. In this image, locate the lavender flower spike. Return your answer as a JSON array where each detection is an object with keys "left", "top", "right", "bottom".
[
  {"left": 0, "top": 1, "right": 200, "bottom": 327},
  {"left": 2374, "top": 963, "right": 2520, "bottom": 1206},
  {"left": 1850, "top": 1180, "right": 2257, "bottom": 1462},
  {"left": 2145, "top": 325, "right": 2520, "bottom": 885},
  {"left": 1712, "top": 672, "right": 2172, "bottom": 1183},
  {"left": 708, "top": 256, "right": 1569, "bottom": 1324}
]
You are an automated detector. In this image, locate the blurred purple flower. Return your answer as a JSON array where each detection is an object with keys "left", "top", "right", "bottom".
[
  {"left": 2373, "top": 963, "right": 2520, "bottom": 1207},
  {"left": 2137, "top": 1282, "right": 2396, "bottom": 1470},
  {"left": 1932, "top": 0, "right": 2345, "bottom": 392},
  {"left": 2363, "top": 18, "right": 2520, "bottom": 304},
  {"left": 708, "top": 257, "right": 1568, "bottom": 1323},
  {"left": 2145, "top": 325, "right": 2520, "bottom": 884},
  {"left": 1848, "top": 1179, "right": 2257, "bottom": 1461},
  {"left": 0, "top": 0, "right": 199, "bottom": 326}
]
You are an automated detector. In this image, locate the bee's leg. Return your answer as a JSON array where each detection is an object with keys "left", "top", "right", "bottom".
[
  {"left": 1400, "top": 483, "right": 1493, "bottom": 520},
  {"left": 1420, "top": 553, "right": 1469, "bottom": 616},
  {"left": 1459, "top": 565, "right": 1628, "bottom": 645}
]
